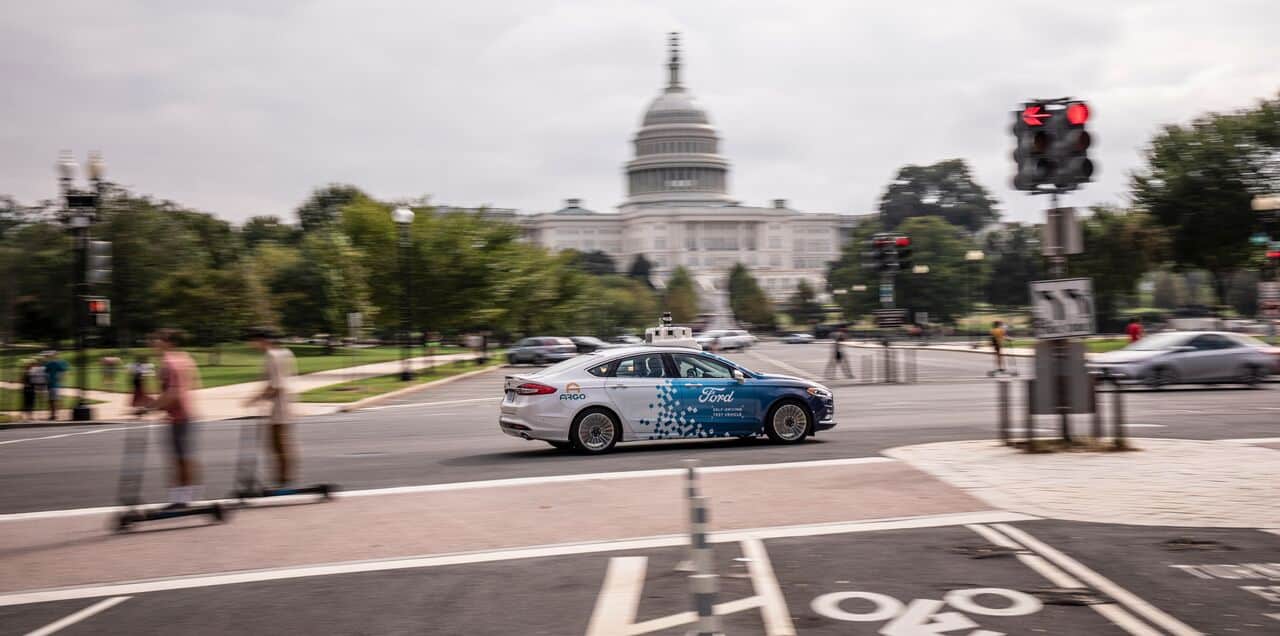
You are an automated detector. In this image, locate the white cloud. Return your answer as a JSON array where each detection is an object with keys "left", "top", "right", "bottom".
[{"left": 0, "top": 0, "right": 1275, "bottom": 223}]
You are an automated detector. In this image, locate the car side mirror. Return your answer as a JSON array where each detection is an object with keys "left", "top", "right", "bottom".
[{"left": 732, "top": 369, "right": 745, "bottom": 382}]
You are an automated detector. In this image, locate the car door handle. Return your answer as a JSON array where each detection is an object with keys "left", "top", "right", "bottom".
[
  {"left": 609, "top": 385, "right": 627, "bottom": 390},
  {"left": 684, "top": 383, "right": 703, "bottom": 387}
]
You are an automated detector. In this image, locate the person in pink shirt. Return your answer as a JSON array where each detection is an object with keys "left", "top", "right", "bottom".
[{"left": 149, "top": 329, "right": 202, "bottom": 509}]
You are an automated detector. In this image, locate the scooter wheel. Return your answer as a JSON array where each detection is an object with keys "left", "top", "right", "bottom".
[
  {"left": 210, "top": 504, "right": 226, "bottom": 523},
  {"left": 320, "top": 484, "right": 335, "bottom": 501},
  {"left": 115, "top": 514, "right": 133, "bottom": 532}
]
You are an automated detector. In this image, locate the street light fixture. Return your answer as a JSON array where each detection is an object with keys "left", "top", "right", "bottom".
[
  {"left": 912, "top": 265, "right": 929, "bottom": 274},
  {"left": 392, "top": 206, "right": 415, "bottom": 381},
  {"left": 964, "top": 250, "right": 985, "bottom": 348},
  {"left": 56, "top": 151, "right": 106, "bottom": 421},
  {"left": 851, "top": 284, "right": 867, "bottom": 292}
]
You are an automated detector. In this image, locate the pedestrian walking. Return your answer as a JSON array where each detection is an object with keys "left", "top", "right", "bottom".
[
  {"left": 1126, "top": 317, "right": 1144, "bottom": 343},
  {"left": 147, "top": 329, "right": 203, "bottom": 509},
  {"left": 128, "top": 355, "right": 154, "bottom": 415},
  {"left": 21, "top": 359, "right": 44, "bottom": 422},
  {"left": 43, "top": 351, "right": 69, "bottom": 421},
  {"left": 245, "top": 327, "right": 298, "bottom": 487},
  {"left": 989, "top": 320, "right": 1007, "bottom": 375},
  {"left": 824, "top": 329, "right": 854, "bottom": 380}
]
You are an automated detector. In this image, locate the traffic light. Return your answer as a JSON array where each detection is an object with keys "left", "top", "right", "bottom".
[
  {"left": 86, "top": 296, "right": 110, "bottom": 327},
  {"left": 1051, "top": 101, "right": 1094, "bottom": 188},
  {"left": 87, "top": 239, "right": 112, "bottom": 286},
  {"left": 868, "top": 235, "right": 892, "bottom": 272},
  {"left": 1012, "top": 101, "right": 1053, "bottom": 191},
  {"left": 894, "top": 236, "right": 912, "bottom": 270}
]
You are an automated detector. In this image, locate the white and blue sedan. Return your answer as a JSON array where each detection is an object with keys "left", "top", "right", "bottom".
[{"left": 499, "top": 346, "right": 836, "bottom": 453}]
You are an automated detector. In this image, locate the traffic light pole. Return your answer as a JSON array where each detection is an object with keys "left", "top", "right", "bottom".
[
  {"left": 1046, "top": 190, "right": 1073, "bottom": 443},
  {"left": 71, "top": 220, "right": 92, "bottom": 421}
]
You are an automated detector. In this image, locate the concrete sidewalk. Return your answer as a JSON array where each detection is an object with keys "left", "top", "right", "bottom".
[{"left": 2, "top": 352, "right": 480, "bottom": 425}]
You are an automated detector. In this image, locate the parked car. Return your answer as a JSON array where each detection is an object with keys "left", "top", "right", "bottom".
[
  {"left": 568, "top": 336, "right": 616, "bottom": 354},
  {"left": 694, "top": 329, "right": 755, "bottom": 351},
  {"left": 1087, "top": 331, "right": 1273, "bottom": 388},
  {"left": 506, "top": 337, "right": 578, "bottom": 366},
  {"left": 612, "top": 335, "right": 644, "bottom": 345},
  {"left": 782, "top": 332, "right": 815, "bottom": 344}
]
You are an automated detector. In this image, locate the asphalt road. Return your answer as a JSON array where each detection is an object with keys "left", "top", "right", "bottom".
[{"left": 1, "top": 342, "right": 1278, "bottom": 514}]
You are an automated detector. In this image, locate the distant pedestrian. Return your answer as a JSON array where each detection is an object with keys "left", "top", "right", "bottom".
[
  {"left": 43, "top": 351, "right": 69, "bottom": 421},
  {"left": 129, "top": 355, "right": 154, "bottom": 414},
  {"left": 148, "top": 329, "right": 202, "bottom": 509},
  {"left": 1126, "top": 318, "right": 1144, "bottom": 343},
  {"left": 989, "top": 321, "right": 1007, "bottom": 375},
  {"left": 21, "top": 359, "right": 44, "bottom": 422},
  {"left": 825, "top": 329, "right": 854, "bottom": 380},
  {"left": 245, "top": 327, "right": 298, "bottom": 487}
]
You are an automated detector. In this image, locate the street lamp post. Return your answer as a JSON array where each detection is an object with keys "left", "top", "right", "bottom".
[
  {"left": 58, "top": 152, "right": 105, "bottom": 422},
  {"left": 392, "top": 206, "right": 415, "bottom": 381},
  {"left": 964, "top": 250, "right": 985, "bottom": 348}
]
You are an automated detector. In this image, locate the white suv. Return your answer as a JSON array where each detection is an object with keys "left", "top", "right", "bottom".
[{"left": 695, "top": 329, "right": 755, "bottom": 351}]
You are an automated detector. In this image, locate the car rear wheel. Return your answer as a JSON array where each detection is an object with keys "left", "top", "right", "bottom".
[
  {"left": 1146, "top": 366, "right": 1177, "bottom": 389},
  {"left": 764, "top": 400, "right": 810, "bottom": 444},
  {"left": 570, "top": 408, "right": 620, "bottom": 454},
  {"left": 506, "top": 353, "right": 516, "bottom": 365}
]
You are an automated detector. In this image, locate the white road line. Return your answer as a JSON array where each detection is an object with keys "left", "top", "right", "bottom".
[
  {"left": 0, "top": 426, "right": 152, "bottom": 447},
  {"left": 0, "top": 510, "right": 1032, "bottom": 608},
  {"left": 24, "top": 595, "right": 131, "bottom": 636},
  {"left": 741, "top": 538, "right": 797, "bottom": 636},
  {"left": 585, "top": 556, "right": 647, "bottom": 636},
  {"left": 357, "top": 396, "right": 500, "bottom": 411},
  {"left": 993, "top": 523, "right": 1202, "bottom": 636},
  {"left": 968, "top": 524, "right": 1161, "bottom": 636},
  {"left": 0, "top": 456, "right": 898, "bottom": 522},
  {"left": 1219, "top": 437, "right": 1280, "bottom": 444},
  {"left": 744, "top": 351, "right": 816, "bottom": 380}
]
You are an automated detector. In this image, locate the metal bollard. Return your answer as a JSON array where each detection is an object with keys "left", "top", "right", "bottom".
[
  {"left": 675, "top": 459, "right": 702, "bottom": 572},
  {"left": 1111, "top": 373, "right": 1128, "bottom": 450},
  {"left": 997, "top": 376, "right": 1011, "bottom": 446},
  {"left": 1089, "top": 372, "right": 1103, "bottom": 442},
  {"left": 908, "top": 347, "right": 918, "bottom": 384},
  {"left": 686, "top": 495, "right": 722, "bottom": 636},
  {"left": 1023, "top": 379, "right": 1038, "bottom": 453},
  {"left": 862, "top": 353, "right": 873, "bottom": 384}
]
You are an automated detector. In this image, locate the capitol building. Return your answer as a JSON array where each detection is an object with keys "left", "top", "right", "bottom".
[{"left": 518, "top": 34, "right": 862, "bottom": 307}]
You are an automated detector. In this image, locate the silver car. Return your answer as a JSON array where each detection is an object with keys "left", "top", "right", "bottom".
[{"left": 1088, "top": 331, "right": 1273, "bottom": 388}]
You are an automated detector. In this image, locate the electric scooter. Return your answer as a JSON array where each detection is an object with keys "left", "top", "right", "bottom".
[
  {"left": 114, "top": 417, "right": 226, "bottom": 532},
  {"left": 230, "top": 417, "right": 335, "bottom": 503}
]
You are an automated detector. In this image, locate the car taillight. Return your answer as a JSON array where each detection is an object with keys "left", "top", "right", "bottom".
[{"left": 515, "top": 382, "right": 557, "bottom": 396}]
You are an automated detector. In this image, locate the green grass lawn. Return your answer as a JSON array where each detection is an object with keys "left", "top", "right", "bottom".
[
  {"left": 1007, "top": 337, "right": 1129, "bottom": 353},
  {"left": 4, "top": 344, "right": 467, "bottom": 393},
  {"left": 299, "top": 360, "right": 502, "bottom": 403}
]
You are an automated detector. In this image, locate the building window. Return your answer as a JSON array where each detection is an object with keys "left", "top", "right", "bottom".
[
  {"left": 769, "top": 237, "right": 782, "bottom": 249},
  {"left": 770, "top": 254, "right": 781, "bottom": 267},
  {"left": 654, "top": 237, "right": 667, "bottom": 250}
]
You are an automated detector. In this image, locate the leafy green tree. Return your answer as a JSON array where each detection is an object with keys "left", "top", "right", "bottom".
[
  {"left": 786, "top": 280, "right": 823, "bottom": 326},
  {"left": 664, "top": 267, "right": 699, "bottom": 323},
  {"left": 1152, "top": 270, "right": 1186, "bottom": 309},
  {"left": 567, "top": 250, "right": 617, "bottom": 276},
  {"left": 269, "top": 230, "right": 372, "bottom": 337},
  {"left": 1132, "top": 96, "right": 1278, "bottom": 303},
  {"left": 242, "top": 215, "right": 299, "bottom": 248},
  {"left": 826, "top": 218, "right": 885, "bottom": 322},
  {"left": 7, "top": 222, "right": 73, "bottom": 345},
  {"left": 296, "top": 184, "right": 365, "bottom": 234},
  {"left": 727, "top": 263, "right": 774, "bottom": 328},
  {"left": 983, "top": 223, "right": 1042, "bottom": 307},
  {"left": 878, "top": 159, "right": 999, "bottom": 233},
  {"left": 1067, "top": 207, "right": 1169, "bottom": 329},
  {"left": 626, "top": 254, "right": 655, "bottom": 288}
]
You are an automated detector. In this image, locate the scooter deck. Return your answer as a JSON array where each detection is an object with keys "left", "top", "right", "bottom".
[
  {"left": 232, "top": 483, "right": 335, "bottom": 501},
  {"left": 115, "top": 503, "right": 226, "bottom": 531}
]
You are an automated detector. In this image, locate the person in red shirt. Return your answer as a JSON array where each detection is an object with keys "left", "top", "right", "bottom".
[
  {"left": 149, "top": 328, "right": 202, "bottom": 509},
  {"left": 1126, "top": 318, "right": 1144, "bottom": 343}
]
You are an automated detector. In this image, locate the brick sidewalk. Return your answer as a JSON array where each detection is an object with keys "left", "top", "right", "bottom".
[{"left": 885, "top": 437, "right": 1280, "bottom": 528}]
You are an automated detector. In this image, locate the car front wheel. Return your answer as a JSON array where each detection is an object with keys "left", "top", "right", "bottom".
[
  {"left": 764, "top": 400, "right": 810, "bottom": 444},
  {"left": 1242, "top": 365, "right": 1266, "bottom": 388},
  {"left": 570, "top": 408, "right": 621, "bottom": 454},
  {"left": 1146, "top": 366, "right": 1177, "bottom": 389}
]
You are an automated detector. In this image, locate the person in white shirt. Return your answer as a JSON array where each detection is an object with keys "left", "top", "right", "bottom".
[{"left": 245, "top": 327, "right": 298, "bottom": 487}]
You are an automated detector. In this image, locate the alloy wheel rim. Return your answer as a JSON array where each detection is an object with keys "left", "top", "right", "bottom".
[
  {"left": 579, "top": 413, "right": 614, "bottom": 451},
  {"left": 773, "top": 404, "right": 807, "bottom": 441}
]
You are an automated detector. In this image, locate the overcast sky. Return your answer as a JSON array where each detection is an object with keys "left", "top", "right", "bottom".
[{"left": 2, "top": 1, "right": 1276, "bottom": 225}]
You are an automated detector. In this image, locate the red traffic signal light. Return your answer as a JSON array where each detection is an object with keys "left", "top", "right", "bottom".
[
  {"left": 1021, "top": 105, "right": 1050, "bottom": 126},
  {"left": 1066, "top": 102, "right": 1090, "bottom": 125},
  {"left": 87, "top": 298, "right": 109, "bottom": 313},
  {"left": 1267, "top": 251, "right": 1280, "bottom": 260},
  {"left": 895, "top": 237, "right": 910, "bottom": 247}
]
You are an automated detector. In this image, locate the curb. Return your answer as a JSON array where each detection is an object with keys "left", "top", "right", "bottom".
[
  {"left": 842, "top": 342, "right": 1036, "bottom": 358},
  {"left": 335, "top": 363, "right": 506, "bottom": 412}
]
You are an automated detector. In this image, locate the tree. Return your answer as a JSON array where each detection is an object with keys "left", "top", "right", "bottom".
[
  {"left": 296, "top": 184, "right": 365, "bottom": 234},
  {"left": 268, "top": 230, "right": 372, "bottom": 337},
  {"left": 878, "top": 159, "right": 1000, "bottom": 233},
  {"left": 1067, "top": 207, "right": 1169, "bottom": 329},
  {"left": 1132, "top": 96, "right": 1278, "bottom": 304},
  {"left": 786, "top": 280, "right": 823, "bottom": 326},
  {"left": 663, "top": 267, "right": 699, "bottom": 323},
  {"left": 7, "top": 222, "right": 73, "bottom": 346},
  {"left": 242, "top": 215, "right": 300, "bottom": 248},
  {"left": 567, "top": 250, "right": 617, "bottom": 276},
  {"left": 627, "top": 254, "right": 655, "bottom": 288},
  {"left": 983, "top": 223, "right": 1042, "bottom": 307},
  {"left": 1151, "top": 270, "right": 1186, "bottom": 309},
  {"left": 727, "top": 263, "right": 774, "bottom": 328}
]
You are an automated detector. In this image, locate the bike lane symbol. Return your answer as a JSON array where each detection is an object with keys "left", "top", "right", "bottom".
[{"left": 811, "top": 587, "right": 1043, "bottom": 635}]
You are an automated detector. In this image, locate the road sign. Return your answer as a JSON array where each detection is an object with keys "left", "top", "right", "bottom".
[
  {"left": 879, "top": 282, "right": 893, "bottom": 305},
  {"left": 1030, "top": 278, "right": 1095, "bottom": 339},
  {"left": 1259, "top": 282, "right": 1280, "bottom": 318},
  {"left": 874, "top": 309, "right": 906, "bottom": 328}
]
